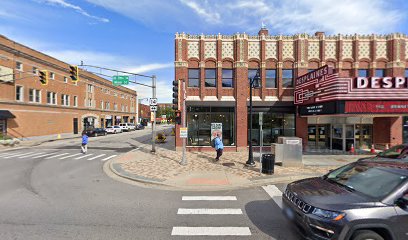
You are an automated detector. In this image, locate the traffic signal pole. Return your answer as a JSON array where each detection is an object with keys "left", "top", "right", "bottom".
[
  {"left": 179, "top": 80, "right": 187, "bottom": 165},
  {"left": 151, "top": 75, "right": 156, "bottom": 153}
]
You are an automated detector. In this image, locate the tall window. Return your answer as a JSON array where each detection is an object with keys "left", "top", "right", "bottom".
[
  {"left": 358, "top": 69, "right": 369, "bottom": 77},
  {"left": 73, "top": 96, "right": 78, "bottom": 107},
  {"left": 266, "top": 69, "right": 277, "bottom": 88},
  {"left": 205, "top": 69, "right": 216, "bottom": 87},
  {"left": 375, "top": 69, "right": 385, "bottom": 77},
  {"left": 47, "top": 92, "right": 57, "bottom": 105},
  {"left": 61, "top": 94, "right": 69, "bottom": 106},
  {"left": 16, "top": 61, "right": 23, "bottom": 71},
  {"left": 106, "top": 101, "right": 110, "bottom": 110},
  {"left": 282, "top": 69, "right": 294, "bottom": 88},
  {"left": 16, "top": 86, "right": 23, "bottom": 101},
  {"left": 49, "top": 72, "right": 55, "bottom": 80},
  {"left": 101, "top": 100, "right": 104, "bottom": 110},
  {"left": 64, "top": 77, "right": 68, "bottom": 83},
  {"left": 188, "top": 69, "right": 200, "bottom": 87},
  {"left": 32, "top": 67, "right": 38, "bottom": 75},
  {"left": 29, "top": 89, "right": 41, "bottom": 103},
  {"left": 248, "top": 69, "right": 261, "bottom": 88},
  {"left": 87, "top": 84, "right": 94, "bottom": 93},
  {"left": 114, "top": 103, "right": 118, "bottom": 111},
  {"left": 405, "top": 69, "right": 408, "bottom": 77},
  {"left": 222, "top": 69, "right": 233, "bottom": 87}
]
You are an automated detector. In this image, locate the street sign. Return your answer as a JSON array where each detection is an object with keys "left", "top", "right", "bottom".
[
  {"left": 149, "top": 98, "right": 158, "bottom": 106},
  {"left": 150, "top": 105, "right": 157, "bottom": 112},
  {"left": 112, "top": 75, "right": 129, "bottom": 86},
  {"left": 180, "top": 127, "right": 188, "bottom": 138},
  {"left": 150, "top": 112, "right": 155, "bottom": 122}
]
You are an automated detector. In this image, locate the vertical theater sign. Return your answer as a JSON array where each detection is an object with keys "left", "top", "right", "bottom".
[{"left": 295, "top": 65, "right": 408, "bottom": 115}]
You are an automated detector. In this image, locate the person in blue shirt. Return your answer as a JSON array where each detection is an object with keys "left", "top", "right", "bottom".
[
  {"left": 214, "top": 133, "right": 224, "bottom": 161},
  {"left": 81, "top": 131, "right": 89, "bottom": 154}
]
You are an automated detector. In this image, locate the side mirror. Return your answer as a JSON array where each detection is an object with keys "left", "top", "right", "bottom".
[{"left": 396, "top": 193, "right": 408, "bottom": 208}]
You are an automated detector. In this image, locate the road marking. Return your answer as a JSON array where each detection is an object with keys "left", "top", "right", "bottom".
[
  {"left": 2, "top": 152, "right": 34, "bottom": 158},
  {"left": 182, "top": 196, "right": 237, "bottom": 201},
  {"left": 0, "top": 152, "right": 21, "bottom": 157},
  {"left": 32, "top": 152, "right": 58, "bottom": 159},
  {"left": 101, "top": 155, "right": 117, "bottom": 162},
  {"left": 75, "top": 153, "right": 93, "bottom": 160},
  {"left": 18, "top": 152, "right": 45, "bottom": 158},
  {"left": 45, "top": 153, "right": 69, "bottom": 159},
  {"left": 60, "top": 153, "right": 82, "bottom": 159},
  {"left": 262, "top": 185, "right": 283, "bottom": 209},
  {"left": 177, "top": 208, "right": 243, "bottom": 215},
  {"left": 87, "top": 154, "right": 106, "bottom": 161},
  {"left": 171, "top": 227, "right": 251, "bottom": 236}
]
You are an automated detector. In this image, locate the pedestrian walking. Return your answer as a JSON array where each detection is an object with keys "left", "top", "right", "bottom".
[
  {"left": 81, "top": 131, "right": 89, "bottom": 154},
  {"left": 214, "top": 133, "right": 224, "bottom": 161}
]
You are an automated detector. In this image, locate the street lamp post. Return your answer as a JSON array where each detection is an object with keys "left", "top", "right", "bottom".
[{"left": 246, "top": 69, "right": 261, "bottom": 167}]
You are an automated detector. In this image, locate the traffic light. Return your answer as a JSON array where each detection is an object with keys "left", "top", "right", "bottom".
[
  {"left": 172, "top": 79, "right": 180, "bottom": 110},
  {"left": 69, "top": 65, "right": 79, "bottom": 83},
  {"left": 175, "top": 110, "right": 181, "bottom": 125},
  {"left": 39, "top": 70, "right": 48, "bottom": 85}
]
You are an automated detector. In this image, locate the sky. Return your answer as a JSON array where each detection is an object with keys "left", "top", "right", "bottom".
[{"left": 1, "top": 0, "right": 408, "bottom": 103}]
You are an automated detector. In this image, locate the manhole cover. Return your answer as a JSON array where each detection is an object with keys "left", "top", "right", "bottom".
[{"left": 222, "top": 162, "right": 235, "bottom": 167}]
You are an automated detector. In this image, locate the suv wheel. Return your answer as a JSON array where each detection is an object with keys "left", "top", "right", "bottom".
[{"left": 352, "top": 230, "right": 384, "bottom": 240}]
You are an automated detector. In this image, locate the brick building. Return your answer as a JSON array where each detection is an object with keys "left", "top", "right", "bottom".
[
  {"left": 0, "top": 35, "right": 137, "bottom": 139},
  {"left": 174, "top": 27, "right": 408, "bottom": 152}
]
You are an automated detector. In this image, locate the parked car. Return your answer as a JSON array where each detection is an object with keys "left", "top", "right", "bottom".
[
  {"left": 136, "top": 124, "right": 145, "bottom": 130},
  {"left": 85, "top": 128, "right": 107, "bottom": 137},
  {"left": 105, "top": 126, "right": 122, "bottom": 134},
  {"left": 282, "top": 158, "right": 408, "bottom": 240},
  {"left": 119, "top": 123, "right": 135, "bottom": 132}
]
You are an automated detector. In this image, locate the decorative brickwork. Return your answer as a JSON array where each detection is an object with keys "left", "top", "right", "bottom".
[
  {"left": 204, "top": 41, "right": 216, "bottom": 59},
  {"left": 222, "top": 41, "right": 234, "bottom": 59},
  {"left": 325, "top": 41, "right": 337, "bottom": 60},
  {"left": 282, "top": 41, "right": 294, "bottom": 59},
  {"left": 248, "top": 42, "right": 260, "bottom": 59},
  {"left": 358, "top": 41, "right": 370, "bottom": 59},
  {"left": 187, "top": 41, "right": 199, "bottom": 59},
  {"left": 265, "top": 42, "right": 277, "bottom": 59},
  {"left": 376, "top": 41, "right": 387, "bottom": 59},
  {"left": 308, "top": 41, "right": 320, "bottom": 60},
  {"left": 342, "top": 41, "right": 353, "bottom": 59}
]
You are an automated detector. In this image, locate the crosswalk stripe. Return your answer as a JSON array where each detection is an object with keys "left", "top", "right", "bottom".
[
  {"left": 75, "top": 153, "right": 93, "bottom": 160},
  {"left": 262, "top": 185, "right": 283, "bottom": 209},
  {"left": 0, "top": 152, "right": 20, "bottom": 157},
  {"left": 32, "top": 152, "right": 58, "bottom": 159},
  {"left": 171, "top": 227, "right": 251, "bottom": 236},
  {"left": 60, "top": 153, "right": 82, "bottom": 159},
  {"left": 101, "top": 155, "right": 117, "bottom": 162},
  {"left": 177, "top": 208, "right": 242, "bottom": 215},
  {"left": 87, "top": 154, "right": 106, "bottom": 161},
  {"left": 18, "top": 152, "right": 45, "bottom": 158},
  {"left": 3, "top": 152, "right": 34, "bottom": 158},
  {"left": 46, "top": 153, "right": 69, "bottom": 159},
  {"left": 182, "top": 196, "right": 237, "bottom": 201}
]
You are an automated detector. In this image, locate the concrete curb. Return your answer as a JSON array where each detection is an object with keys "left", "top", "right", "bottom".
[{"left": 106, "top": 157, "right": 322, "bottom": 191}]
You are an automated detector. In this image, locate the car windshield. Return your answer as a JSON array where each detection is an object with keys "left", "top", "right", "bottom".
[
  {"left": 377, "top": 144, "right": 407, "bottom": 158},
  {"left": 326, "top": 163, "right": 408, "bottom": 199}
]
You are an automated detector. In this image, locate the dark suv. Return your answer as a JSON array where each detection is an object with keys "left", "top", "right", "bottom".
[{"left": 283, "top": 159, "right": 408, "bottom": 240}]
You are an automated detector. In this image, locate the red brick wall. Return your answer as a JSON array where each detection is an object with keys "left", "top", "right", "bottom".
[{"left": 373, "top": 117, "right": 403, "bottom": 148}]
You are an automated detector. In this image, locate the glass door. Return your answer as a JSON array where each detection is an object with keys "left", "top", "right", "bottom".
[
  {"left": 345, "top": 125, "right": 355, "bottom": 151},
  {"left": 332, "top": 125, "right": 343, "bottom": 150},
  {"left": 317, "top": 125, "right": 330, "bottom": 149}
]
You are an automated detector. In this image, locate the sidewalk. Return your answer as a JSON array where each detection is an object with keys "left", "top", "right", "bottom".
[{"left": 107, "top": 130, "right": 372, "bottom": 191}]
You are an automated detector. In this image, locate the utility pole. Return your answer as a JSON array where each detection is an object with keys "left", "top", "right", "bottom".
[
  {"left": 151, "top": 75, "right": 156, "bottom": 153},
  {"left": 180, "top": 80, "right": 187, "bottom": 165}
]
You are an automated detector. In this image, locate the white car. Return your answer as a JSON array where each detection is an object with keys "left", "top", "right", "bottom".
[
  {"left": 119, "top": 123, "right": 135, "bottom": 132},
  {"left": 106, "top": 126, "right": 122, "bottom": 134}
]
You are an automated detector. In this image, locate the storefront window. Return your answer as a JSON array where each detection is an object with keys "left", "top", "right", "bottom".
[
  {"left": 205, "top": 69, "right": 216, "bottom": 87},
  {"left": 282, "top": 69, "right": 293, "bottom": 88},
  {"left": 187, "top": 107, "right": 234, "bottom": 146},
  {"left": 403, "top": 117, "right": 408, "bottom": 143},
  {"left": 188, "top": 69, "right": 200, "bottom": 87},
  {"left": 265, "top": 69, "right": 277, "bottom": 88},
  {"left": 248, "top": 111, "right": 295, "bottom": 146}
]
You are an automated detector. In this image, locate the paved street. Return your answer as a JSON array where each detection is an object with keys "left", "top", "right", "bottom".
[{"left": 0, "top": 126, "right": 300, "bottom": 240}]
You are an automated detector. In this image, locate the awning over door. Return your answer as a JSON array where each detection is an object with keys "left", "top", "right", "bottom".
[{"left": 0, "top": 110, "right": 15, "bottom": 120}]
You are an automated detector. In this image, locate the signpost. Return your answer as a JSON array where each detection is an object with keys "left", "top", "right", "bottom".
[
  {"left": 112, "top": 75, "right": 129, "bottom": 86},
  {"left": 180, "top": 127, "right": 188, "bottom": 138},
  {"left": 150, "top": 105, "right": 157, "bottom": 112}
]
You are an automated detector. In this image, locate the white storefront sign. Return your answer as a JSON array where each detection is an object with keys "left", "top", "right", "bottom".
[{"left": 211, "top": 123, "right": 222, "bottom": 141}]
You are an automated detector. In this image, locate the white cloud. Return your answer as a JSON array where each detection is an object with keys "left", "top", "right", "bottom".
[
  {"left": 126, "top": 63, "right": 173, "bottom": 74},
  {"left": 38, "top": 0, "right": 109, "bottom": 23},
  {"left": 86, "top": 0, "right": 403, "bottom": 34}
]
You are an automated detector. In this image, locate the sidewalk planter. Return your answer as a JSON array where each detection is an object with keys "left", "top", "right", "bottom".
[{"left": 155, "top": 133, "right": 167, "bottom": 143}]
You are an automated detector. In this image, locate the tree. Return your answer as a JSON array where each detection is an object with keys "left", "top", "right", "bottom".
[{"left": 157, "top": 106, "right": 175, "bottom": 120}]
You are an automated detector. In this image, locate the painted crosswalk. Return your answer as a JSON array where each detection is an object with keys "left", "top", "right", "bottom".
[
  {"left": 171, "top": 195, "right": 251, "bottom": 237},
  {"left": 262, "top": 185, "right": 283, "bottom": 209},
  {"left": 0, "top": 150, "right": 118, "bottom": 162}
]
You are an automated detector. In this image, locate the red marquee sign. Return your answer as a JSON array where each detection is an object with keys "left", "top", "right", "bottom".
[
  {"left": 294, "top": 66, "right": 408, "bottom": 105},
  {"left": 345, "top": 101, "right": 408, "bottom": 113}
]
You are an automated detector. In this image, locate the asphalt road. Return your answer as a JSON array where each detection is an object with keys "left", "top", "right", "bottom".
[{"left": 0, "top": 125, "right": 301, "bottom": 240}]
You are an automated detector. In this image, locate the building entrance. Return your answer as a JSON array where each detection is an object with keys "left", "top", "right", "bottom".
[{"left": 307, "top": 124, "right": 330, "bottom": 150}]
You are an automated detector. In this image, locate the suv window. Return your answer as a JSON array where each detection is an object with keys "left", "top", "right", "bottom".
[{"left": 326, "top": 163, "right": 408, "bottom": 199}]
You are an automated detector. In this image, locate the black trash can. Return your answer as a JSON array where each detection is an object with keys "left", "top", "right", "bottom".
[{"left": 261, "top": 154, "right": 275, "bottom": 175}]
